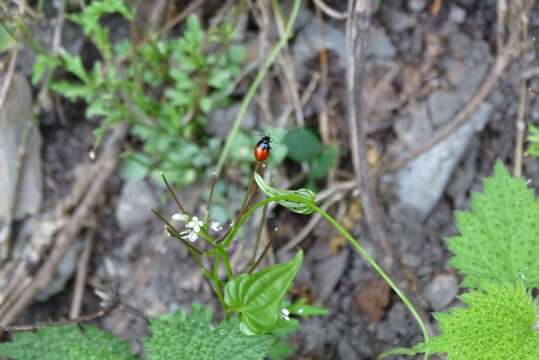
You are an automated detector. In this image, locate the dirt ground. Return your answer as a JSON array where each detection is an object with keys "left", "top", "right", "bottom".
[{"left": 2, "top": 0, "right": 539, "bottom": 359}]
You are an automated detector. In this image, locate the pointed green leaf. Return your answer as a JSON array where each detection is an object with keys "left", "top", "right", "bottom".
[
  {"left": 447, "top": 160, "right": 539, "bottom": 289},
  {"left": 413, "top": 283, "right": 539, "bottom": 360},
  {"left": 224, "top": 251, "right": 303, "bottom": 334},
  {"left": 254, "top": 173, "right": 317, "bottom": 214}
]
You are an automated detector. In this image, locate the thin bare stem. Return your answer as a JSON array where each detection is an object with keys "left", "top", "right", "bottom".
[
  {"left": 161, "top": 172, "right": 188, "bottom": 214},
  {"left": 248, "top": 227, "right": 278, "bottom": 273}
]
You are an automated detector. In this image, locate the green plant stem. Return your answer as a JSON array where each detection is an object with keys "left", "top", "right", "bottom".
[
  {"left": 314, "top": 206, "right": 430, "bottom": 358},
  {"left": 222, "top": 194, "right": 430, "bottom": 358},
  {"left": 214, "top": 0, "right": 301, "bottom": 177}
]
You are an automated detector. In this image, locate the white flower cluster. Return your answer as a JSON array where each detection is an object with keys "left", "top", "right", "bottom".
[{"left": 171, "top": 214, "right": 223, "bottom": 242}]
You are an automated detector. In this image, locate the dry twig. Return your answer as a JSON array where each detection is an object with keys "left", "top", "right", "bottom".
[
  {"left": 69, "top": 230, "right": 94, "bottom": 319},
  {"left": 345, "top": 0, "right": 392, "bottom": 255},
  {"left": 0, "top": 124, "right": 129, "bottom": 325}
]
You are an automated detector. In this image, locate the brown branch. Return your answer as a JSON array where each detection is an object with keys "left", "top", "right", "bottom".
[
  {"left": 69, "top": 230, "right": 94, "bottom": 319},
  {"left": 345, "top": 0, "right": 392, "bottom": 255},
  {"left": 0, "top": 123, "right": 129, "bottom": 325}
]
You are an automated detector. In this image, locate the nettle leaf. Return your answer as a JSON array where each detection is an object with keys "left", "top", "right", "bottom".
[
  {"left": 224, "top": 251, "right": 303, "bottom": 335},
  {"left": 414, "top": 283, "right": 539, "bottom": 360},
  {"left": 254, "top": 173, "right": 317, "bottom": 215},
  {"left": 0, "top": 324, "right": 135, "bottom": 360},
  {"left": 447, "top": 161, "right": 539, "bottom": 289},
  {"left": 144, "top": 304, "right": 273, "bottom": 360}
]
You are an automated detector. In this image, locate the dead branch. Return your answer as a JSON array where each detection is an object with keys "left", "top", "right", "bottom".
[{"left": 0, "top": 124, "right": 129, "bottom": 325}]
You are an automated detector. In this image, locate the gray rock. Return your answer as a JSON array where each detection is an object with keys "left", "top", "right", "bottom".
[
  {"left": 449, "top": 5, "right": 467, "bottom": 24},
  {"left": 36, "top": 240, "right": 83, "bottom": 301},
  {"left": 314, "top": 248, "right": 349, "bottom": 302},
  {"left": 376, "top": 320, "right": 396, "bottom": 342},
  {"left": 408, "top": 0, "right": 427, "bottom": 12},
  {"left": 384, "top": 9, "right": 416, "bottom": 33},
  {"left": 337, "top": 337, "right": 358, "bottom": 359},
  {"left": 115, "top": 180, "right": 158, "bottom": 232},
  {"left": 367, "top": 27, "right": 396, "bottom": 60},
  {"left": 293, "top": 13, "right": 346, "bottom": 80},
  {"left": 396, "top": 102, "right": 492, "bottom": 220},
  {"left": 206, "top": 102, "right": 256, "bottom": 139},
  {"left": 424, "top": 273, "right": 459, "bottom": 311},
  {"left": 0, "top": 73, "right": 43, "bottom": 222},
  {"left": 395, "top": 34, "right": 493, "bottom": 220},
  {"left": 387, "top": 302, "right": 415, "bottom": 336}
]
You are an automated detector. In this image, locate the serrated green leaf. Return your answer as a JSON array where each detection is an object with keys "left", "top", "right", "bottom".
[
  {"left": 0, "top": 324, "right": 135, "bottom": 360},
  {"left": 413, "top": 283, "right": 539, "bottom": 360},
  {"left": 32, "top": 54, "right": 59, "bottom": 84},
  {"left": 58, "top": 48, "right": 89, "bottom": 82},
  {"left": 254, "top": 173, "right": 317, "bottom": 214},
  {"left": 447, "top": 161, "right": 539, "bottom": 289},
  {"left": 144, "top": 304, "right": 273, "bottom": 360},
  {"left": 283, "top": 128, "right": 323, "bottom": 162},
  {"left": 51, "top": 80, "right": 92, "bottom": 101},
  {"left": 224, "top": 251, "right": 303, "bottom": 335}
]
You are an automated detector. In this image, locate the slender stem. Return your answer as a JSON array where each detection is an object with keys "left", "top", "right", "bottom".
[
  {"left": 211, "top": 254, "right": 225, "bottom": 306},
  {"left": 313, "top": 205, "right": 430, "bottom": 346},
  {"left": 214, "top": 0, "right": 301, "bottom": 177},
  {"left": 204, "top": 173, "right": 217, "bottom": 225},
  {"left": 250, "top": 202, "right": 269, "bottom": 266},
  {"left": 231, "top": 194, "right": 430, "bottom": 351},
  {"left": 248, "top": 227, "right": 277, "bottom": 273},
  {"left": 161, "top": 173, "right": 188, "bottom": 214}
]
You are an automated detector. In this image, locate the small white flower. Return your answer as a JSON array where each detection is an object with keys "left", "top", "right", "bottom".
[
  {"left": 184, "top": 231, "right": 199, "bottom": 242},
  {"left": 280, "top": 308, "right": 290, "bottom": 321},
  {"left": 172, "top": 213, "right": 189, "bottom": 221},
  {"left": 210, "top": 221, "right": 223, "bottom": 232},
  {"left": 186, "top": 216, "right": 204, "bottom": 232},
  {"left": 297, "top": 308, "right": 304, "bottom": 314}
]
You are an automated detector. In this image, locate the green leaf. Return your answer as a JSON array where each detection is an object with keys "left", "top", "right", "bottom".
[
  {"left": 144, "top": 304, "right": 273, "bottom": 360},
  {"left": 0, "top": 25, "right": 16, "bottom": 53},
  {"left": 525, "top": 123, "right": 539, "bottom": 157},
  {"left": 51, "top": 80, "right": 92, "bottom": 101},
  {"left": 310, "top": 145, "right": 339, "bottom": 180},
  {"left": 208, "top": 69, "right": 232, "bottom": 89},
  {"left": 288, "top": 298, "right": 328, "bottom": 317},
  {"left": 283, "top": 128, "right": 323, "bottom": 162},
  {"left": 413, "top": 283, "right": 539, "bottom": 360},
  {"left": 254, "top": 173, "right": 317, "bottom": 215},
  {"left": 224, "top": 251, "right": 303, "bottom": 335},
  {"left": 0, "top": 324, "right": 136, "bottom": 360},
  {"left": 447, "top": 160, "right": 539, "bottom": 289},
  {"left": 32, "top": 53, "right": 59, "bottom": 85},
  {"left": 228, "top": 44, "right": 247, "bottom": 64},
  {"left": 58, "top": 48, "right": 89, "bottom": 82},
  {"left": 120, "top": 153, "right": 151, "bottom": 181}
]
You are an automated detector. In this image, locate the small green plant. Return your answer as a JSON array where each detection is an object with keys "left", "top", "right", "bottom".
[
  {"left": 33, "top": 0, "right": 247, "bottom": 186},
  {"left": 283, "top": 127, "right": 339, "bottom": 188},
  {"left": 525, "top": 123, "right": 539, "bottom": 158},
  {"left": 384, "top": 161, "right": 539, "bottom": 359}
]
